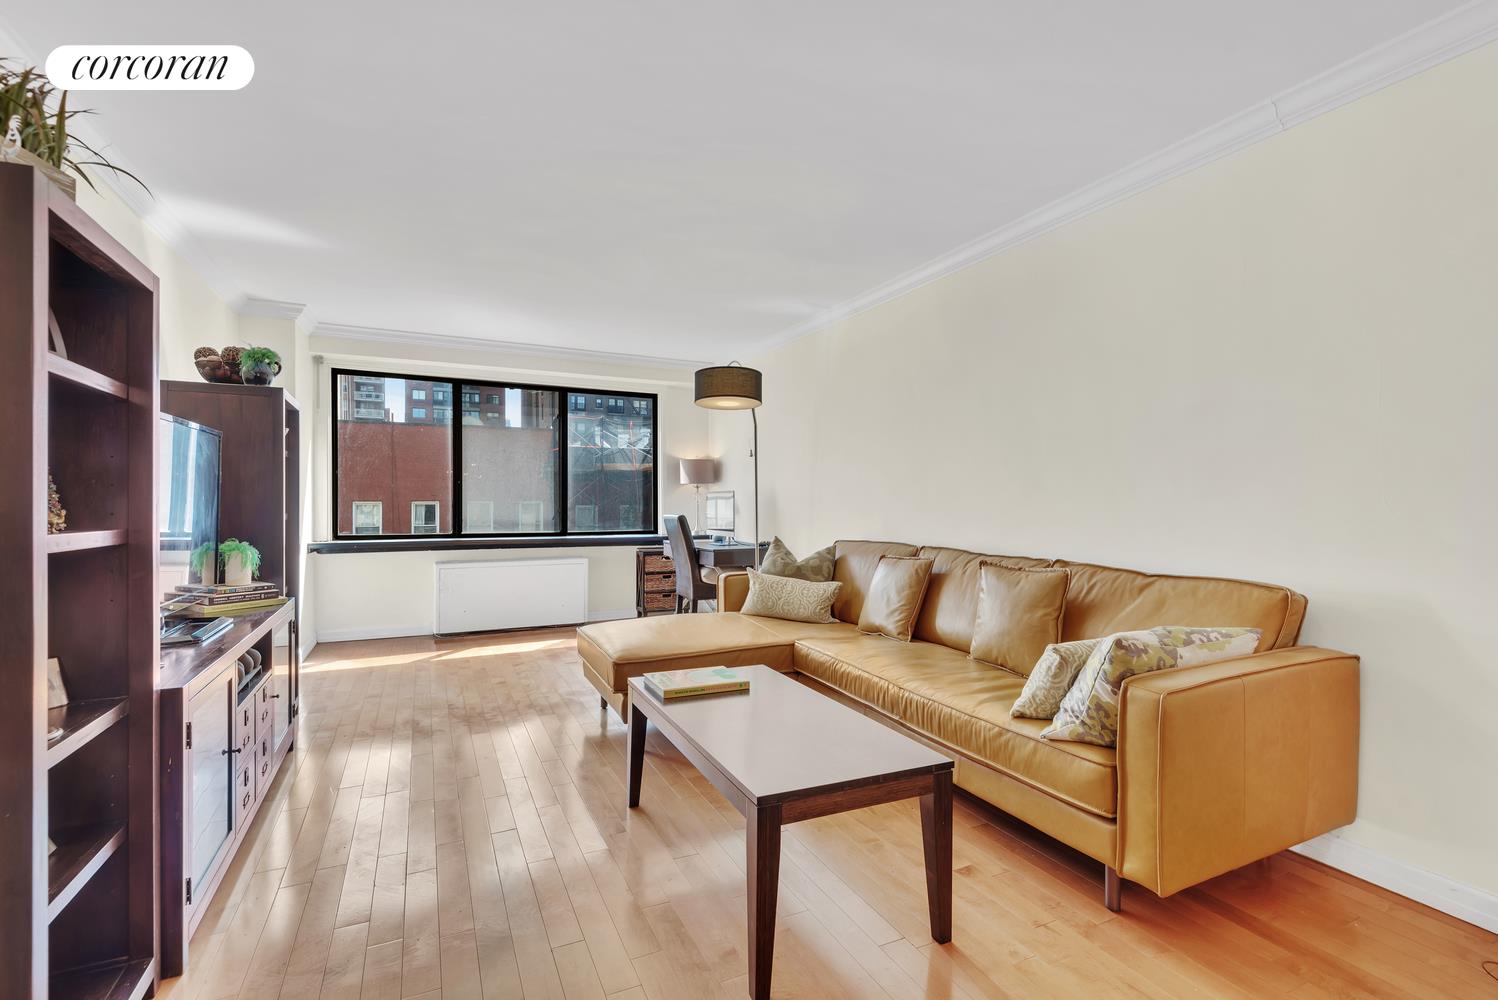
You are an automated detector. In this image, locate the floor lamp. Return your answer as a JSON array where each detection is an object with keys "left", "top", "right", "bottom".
[{"left": 693, "top": 363, "right": 763, "bottom": 568}]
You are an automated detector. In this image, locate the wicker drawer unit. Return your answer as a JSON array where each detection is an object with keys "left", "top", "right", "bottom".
[{"left": 636, "top": 546, "right": 677, "bottom": 616}]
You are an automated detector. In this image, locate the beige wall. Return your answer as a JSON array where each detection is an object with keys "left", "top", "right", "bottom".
[
  {"left": 307, "top": 336, "right": 711, "bottom": 638},
  {"left": 712, "top": 43, "right": 1498, "bottom": 899}
]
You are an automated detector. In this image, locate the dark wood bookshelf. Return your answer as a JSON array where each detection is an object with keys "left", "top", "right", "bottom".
[{"left": 0, "top": 163, "right": 160, "bottom": 996}]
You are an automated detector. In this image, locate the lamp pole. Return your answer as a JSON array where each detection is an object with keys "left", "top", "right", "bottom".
[{"left": 751, "top": 407, "right": 759, "bottom": 569}]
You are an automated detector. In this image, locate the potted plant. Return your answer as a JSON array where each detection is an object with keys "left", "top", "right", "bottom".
[
  {"left": 0, "top": 60, "right": 147, "bottom": 200},
  {"left": 238, "top": 346, "right": 281, "bottom": 386},
  {"left": 218, "top": 538, "right": 261, "bottom": 586},
  {"left": 189, "top": 541, "right": 217, "bottom": 583}
]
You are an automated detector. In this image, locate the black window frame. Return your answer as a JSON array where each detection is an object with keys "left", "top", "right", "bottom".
[{"left": 331, "top": 366, "right": 659, "bottom": 541}]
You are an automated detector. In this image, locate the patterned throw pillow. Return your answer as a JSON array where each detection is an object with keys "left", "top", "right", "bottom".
[
  {"left": 740, "top": 569, "right": 842, "bottom": 624},
  {"left": 1041, "top": 627, "right": 1261, "bottom": 747},
  {"left": 760, "top": 537, "right": 836, "bottom": 582},
  {"left": 1010, "top": 638, "right": 1102, "bottom": 719}
]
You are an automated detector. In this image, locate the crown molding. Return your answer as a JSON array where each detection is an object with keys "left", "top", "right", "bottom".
[
  {"left": 312, "top": 322, "right": 708, "bottom": 371},
  {"left": 763, "top": 0, "right": 1498, "bottom": 353},
  {"left": 235, "top": 297, "right": 310, "bottom": 321}
]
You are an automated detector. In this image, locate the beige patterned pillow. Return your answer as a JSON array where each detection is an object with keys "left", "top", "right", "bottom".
[
  {"left": 1042, "top": 627, "right": 1261, "bottom": 747},
  {"left": 1010, "top": 638, "right": 1101, "bottom": 719},
  {"left": 740, "top": 569, "right": 842, "bottom": 624},
  {"left": 760, "top": 537, "right": 836, "bottom": 582}
]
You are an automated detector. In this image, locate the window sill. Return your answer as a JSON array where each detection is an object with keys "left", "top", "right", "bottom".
[{"left": 308, "top": 534, "right": 665, "bottom": 555}]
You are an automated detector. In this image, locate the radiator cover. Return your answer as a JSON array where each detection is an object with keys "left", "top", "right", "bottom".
[{"left": 434, "top": 557, "right": 589, "bottom": 635}]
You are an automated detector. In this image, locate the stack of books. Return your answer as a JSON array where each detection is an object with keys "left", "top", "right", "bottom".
[
  {"left": 642, "top": 666, "right": 751, "bottom": 700},
  {"left": 166, "top": 583, "right": 289, "bottom": 616}
]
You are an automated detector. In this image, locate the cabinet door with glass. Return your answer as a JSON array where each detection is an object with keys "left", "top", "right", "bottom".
[
  {"left": 270, "top": 620, "right": 295, "bottom": 753},
  {"left": 185, "top": 669, "right": 237, "bottom": 925}
]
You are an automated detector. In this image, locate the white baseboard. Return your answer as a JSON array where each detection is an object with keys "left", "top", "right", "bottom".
[
  {"left": 1292, "top": 833, "right": 1498, "bottom": 934},
  {"left": 299, "top": 637, "right": 318, "bottom": 661},
  {"left": 316, "top": 624, "right": 430, "bottom": 644},
  {"left": 318, "top": 609, "right": 633, "bottom": 645}
]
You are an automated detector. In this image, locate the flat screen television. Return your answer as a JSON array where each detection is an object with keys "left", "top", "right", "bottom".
[{"left": 158, "top": 413, "right": 222, "bottom": 611}]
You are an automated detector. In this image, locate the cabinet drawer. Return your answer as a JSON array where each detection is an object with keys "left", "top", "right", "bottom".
[
  {"left": 235, "top": 762, "right": 254, "bottom": 820},
  {"left": 644, "top": 591, "right": 676, "bottom": 612},
  {"left": 236, "top": 699, "right": 255, "bottom": 755},
  {"left": 643, "top": 571, "right": 673, "bottom": 592},
  {"left": 642, "top": 554, "right": 671, "bottom": 574},
  {"left": 256, "top": 734, "right": 273, "bottom": 794}
]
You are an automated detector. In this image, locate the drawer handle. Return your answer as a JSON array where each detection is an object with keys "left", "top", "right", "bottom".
[{"left": 221, "top": 747, "right": 243, "bottom": 756}]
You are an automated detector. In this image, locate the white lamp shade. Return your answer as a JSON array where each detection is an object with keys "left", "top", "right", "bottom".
[{"left": 679, "top": 457, "right": 717, "bottom": 486}]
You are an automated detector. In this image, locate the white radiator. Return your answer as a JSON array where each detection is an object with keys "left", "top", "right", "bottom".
[{"left": 433, "top": 558, "right": 588, "bottom": 636}]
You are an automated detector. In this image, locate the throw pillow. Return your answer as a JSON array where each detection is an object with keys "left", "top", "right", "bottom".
[
  {"left": 969, "top": 564, "right": 1070, "bottom": 676},
  {"left": 740, "top": 569, "right": 842, "bottom": 624},
  {"left": 1042, "top": 626, "right": 1262, "bottom": 747},
  {"left": 1010, "top": 638, "right": 1102, "bottom": 719},
  {"left": 856, "top": 555, "right": 934, "bottom": 642},
  {"left": 760, "top": 536, "right": 836, "bottom": 582}
]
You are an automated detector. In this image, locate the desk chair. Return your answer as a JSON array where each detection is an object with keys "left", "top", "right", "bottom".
[{"left": 664, "top": 514, "right": 718, "bottom": 613}]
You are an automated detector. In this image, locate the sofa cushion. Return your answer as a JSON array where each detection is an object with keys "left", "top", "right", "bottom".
[
  {"left": 741, "top": 615, "right": 860, "bottom": 644},
  {"left": 969, "top": 564, "right": 1070, "bottom": 675},
  {"left": 857, "top": 555, "right": 934, "bottom": 642},
  {"left": 793, "top": 634, "right": 1117, "bottom": 818},
  {"left": 760, "top": 537, "right": 836, "bottom": 582},
  {"left": 832, "top": 540, "right": 919, "bottom": 624},
  {"left": 1056, "top": 561, "right": 1306, "bottom": 650},
  {"left": 913, "top": 546, "right": 1054, "bottom": 652},
  {"left": 740, "top": 569, "right": 841, "bottom": 623},
  {"left": 576, "top": 613, "right": 793, "bottom": 691}
]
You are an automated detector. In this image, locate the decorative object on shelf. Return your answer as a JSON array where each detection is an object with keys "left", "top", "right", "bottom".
[
  {"left": 0, "top": 60, "right": 148, "bottom": 198},
  {"left": 46, "top": 472, "right": 66, "bottom": 534},
  {"left": 219, "top": 345, "right": 244, "bottom": 380},
  {"left": 46, "top": 657, "right": 68, "bottom": 709},
  {"left": 47, "top": 309, "right": 66, "bottom": 358},
  {"left": 193, "top": 345, "right": 236, "bottom": 383},
  {"left": 693, "top": 362, "right": 763, "bottom": 567},
  {"left": 218, "top": 538, "right": 261, "bottom": 586},
  {"left": 239, "top": 345, "right": 282, "bottom": 386},
  {"left": 679, "top": 457, "right": 717, "bottom": 532},
  {"left": 190, "top": 541, "right": 217, "bottom": 583}
]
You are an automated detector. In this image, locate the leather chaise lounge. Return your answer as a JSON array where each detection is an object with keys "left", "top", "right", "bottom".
[{"left": 576, "top": 540, "right": 1359, "bottom": 908}]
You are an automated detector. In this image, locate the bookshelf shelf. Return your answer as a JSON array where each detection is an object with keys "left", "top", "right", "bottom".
[
  {"left": 46, "top": 697, "right": 129, "bottom": 769},
  {"left": 47, "top": 353, "right": 129, "bottom": 399},
  {"left": 46, "top": 529, "right": 127, "bottom": 554},
  {"left": 50, "top": 957, "right": 154, "bottom": 1000},
  {"left": 46, "top": 822, "right": 126, "bottom": 920}
]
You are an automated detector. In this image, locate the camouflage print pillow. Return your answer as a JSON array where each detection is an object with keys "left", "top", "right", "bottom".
[
  {"left": 1041, "top": 627, "right": 1261, "bottom": 747},
  {"left": 760, "top": 536, "right": 836, "bottom": 583},
  {"left": 1011, "top": 638, "right": 1102, "bottom": 719}
]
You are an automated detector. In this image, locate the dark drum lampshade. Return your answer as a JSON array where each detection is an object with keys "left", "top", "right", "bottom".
[{"left": 694, "top": 364, "right": 762, "bottom": 410}]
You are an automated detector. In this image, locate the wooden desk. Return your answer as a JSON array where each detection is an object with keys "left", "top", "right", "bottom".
[{"left": 662, "top": 537, "right": 765, "bottom": 568}]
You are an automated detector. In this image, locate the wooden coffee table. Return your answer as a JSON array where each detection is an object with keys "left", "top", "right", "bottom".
[{"left": 627, "top": 665, "right": 954, "bottom": 1000}]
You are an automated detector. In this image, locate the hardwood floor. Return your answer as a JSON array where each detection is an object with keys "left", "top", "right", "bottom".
[{"left": 159, "top": 627, "right": 1498, "bottom": 1000}]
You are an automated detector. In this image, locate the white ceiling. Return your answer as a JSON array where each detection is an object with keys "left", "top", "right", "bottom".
[{"left": 2, "top": 1, "right": 1469, "bottom": 361}]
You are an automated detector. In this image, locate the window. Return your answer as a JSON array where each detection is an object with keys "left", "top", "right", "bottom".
[
  {"left": 334, "top": 369, "right": 655, "bottom": 537},
  {"left": 411, "top": 501, "right": 440, "bottom": 534},
  {"left": 351, "top": 501, "right": 382, "bottom": 535},
  {"left": 335, "top": 375, "right": 453, "bottom": 537},
  {"left": 464, "top": 500, "right": 495, "bottom": 532}
]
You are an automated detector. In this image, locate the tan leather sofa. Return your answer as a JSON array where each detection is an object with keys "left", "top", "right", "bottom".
[{"left": 576, "top": 540, "right": 1359, "bottom": 907}]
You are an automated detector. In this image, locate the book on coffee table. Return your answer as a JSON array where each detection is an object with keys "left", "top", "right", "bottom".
[{"left": 642, "top": 666, "right": 750, "bottom": 700}]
